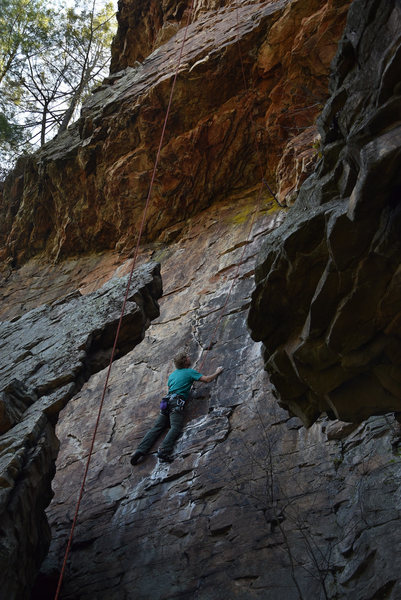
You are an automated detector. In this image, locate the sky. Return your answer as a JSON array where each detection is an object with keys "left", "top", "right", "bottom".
[{"left": 54, "top": 0, "right": 118, "bottom": 14}]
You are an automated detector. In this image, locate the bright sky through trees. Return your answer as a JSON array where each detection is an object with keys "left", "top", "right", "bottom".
[{"left": 0, "top": 0, "right": 117, "bottom": 176}]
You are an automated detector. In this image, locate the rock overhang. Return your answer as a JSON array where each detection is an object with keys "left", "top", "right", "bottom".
[
  {"left": 0, "top": 260, "right": 162, "bottom": 598},
  {"left": 248, "top": 0, "right": 401, "bottom": 427},
  {"left": 0, "top": 0, "right": 350, "bottom": 269}
]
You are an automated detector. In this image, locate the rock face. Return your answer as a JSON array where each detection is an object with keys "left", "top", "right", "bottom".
[
  {"left": 2, "top": 1, "right": 401, "bottom": 600},
  {"left": 0, "top": 0, "right": 349, "bottom": 268},
  {"left": 0, "top": 262, "right": 162, "bottom": 599},
  {"left": 248, "top": 0, "right": 401, "bottom": 426},
  {"left": 110, "top": 0, "right": 220, "bottom": 71},
  {"left": 37, "top": 203, "right": 401, "bottom": 600},
  {"left": 110, "top": 0, "right": 292, "bottom": 72}
]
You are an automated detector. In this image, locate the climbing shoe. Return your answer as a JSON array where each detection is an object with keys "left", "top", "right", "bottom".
[
  {"left": 130, "top": 450, "right": 144, "bottom": 465},
  {"left": 157, "top": 450, "right": 174, "bottom": 463}
]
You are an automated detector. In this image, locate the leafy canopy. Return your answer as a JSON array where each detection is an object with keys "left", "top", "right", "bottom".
[{"left": 0, "top": 0, "right": 116, "bottom": 176}]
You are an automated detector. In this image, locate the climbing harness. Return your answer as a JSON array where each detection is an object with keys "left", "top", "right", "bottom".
[
  {"left": 54, "top": 1, "right": 288, "bottom": 596},
  {"left": 160, "top": 393, "right": 186, "bottom": 415},
  {"left": 53, "top": 3, "right": 195, "bottom": 599}
]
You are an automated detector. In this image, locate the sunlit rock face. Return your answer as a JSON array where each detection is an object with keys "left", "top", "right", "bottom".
[
  {"left": 110, "top": 0, "right": 229, "bottom": 70},
  {"left": 248, "top": 0, "right": 401, "bottom": 426},
  {"left": 111, "top": 0, "right": 305, "bottom": 71},
  {"left": 0, "top": 0, "right": 349, "bottom": 270}
]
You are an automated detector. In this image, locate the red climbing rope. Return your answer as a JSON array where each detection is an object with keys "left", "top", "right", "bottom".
[
  {"left": 53, "top": 3, "right": 195, "bottom": 599},
  {"left": 54, "top": 2, "right": 289, "bottom": 593}
]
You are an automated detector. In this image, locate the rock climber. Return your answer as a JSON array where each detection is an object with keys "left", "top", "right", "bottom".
[{"left": 130, "top": 350, "right": 223, "bottom": 464}]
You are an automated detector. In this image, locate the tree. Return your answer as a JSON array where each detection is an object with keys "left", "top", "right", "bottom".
[
  {"left": 0, "top": 0, "right": 54, "bottom": 162},
  {"left": 0, "top": 0, "right": 116, "bottom": 172},
  {"left": 0, "top": 0, "right": 53, "bottom": 85},
  {"left": 58, "top": 1, "right": 116, "bottom": 132}
]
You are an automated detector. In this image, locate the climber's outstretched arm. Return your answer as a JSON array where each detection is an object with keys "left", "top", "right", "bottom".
[{"left": 199, "top": 366, "right": 223, "bottom": 383}]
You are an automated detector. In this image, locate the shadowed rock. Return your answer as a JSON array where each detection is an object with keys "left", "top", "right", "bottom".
[
  {"left": 0, "top": 261, "right": 161, "bottom": 599},
  {"left": 248, "top": 0, "right": 401, "bottom": 425},
  {"left": 38, "top": 197, "right": 401, "bottom": 600},
  {"left": 0, "top": 380, "right": 37, "bottom": 435}
]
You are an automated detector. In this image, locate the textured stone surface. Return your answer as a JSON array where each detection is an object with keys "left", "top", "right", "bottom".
[
  {"left": 0, "top": 380, "right": 36, "bottom": 435},
  {"left": 110, "top": 0, "right": 227, "bottom": 71},
  {"left": 0, "top": 262, "right": 161, "bottom": 599},
  {"left": 36, "top": 201, "right": 401, "bottom": 600},
  {"left": 248, "top": 0, "right": 401, "bottom": 426},
  {"left": 2, "top": 1, "right": 401, "bottom": 599},
  {"left": 0, "top": 0, "right": 349, "bottom": 269},
  {"left": 0, "top": 262, "right": 161, "bottom": 395},
  {"left": 110, "top": 0, "right": 299, "bottom": 72}
]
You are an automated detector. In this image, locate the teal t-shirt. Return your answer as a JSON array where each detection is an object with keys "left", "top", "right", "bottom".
[{"left": 167, "top": 368, "right": 202, "bottom": 400}]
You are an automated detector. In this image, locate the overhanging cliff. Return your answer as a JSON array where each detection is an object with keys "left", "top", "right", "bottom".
[
  {"left": 0, "top": 0, "right": 349, "bottom": 268},
  {"left": 248, "top": 0, "right": 401, "bottom": 426}
]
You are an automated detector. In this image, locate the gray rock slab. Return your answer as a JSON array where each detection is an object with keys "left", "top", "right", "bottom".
[{"left": 0, "top": 261, "right": 161, "bottom": 599}]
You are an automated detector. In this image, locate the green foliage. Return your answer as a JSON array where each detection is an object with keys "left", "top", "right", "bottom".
[
  {"left": 0, "top": 111, "right": 23, "bottom": 145},
  {"left": 0, "top": 0, "right": 116, "bottom": 175},
  {"left": 0, "top": 0, "right": 53, "bottom": 84}
]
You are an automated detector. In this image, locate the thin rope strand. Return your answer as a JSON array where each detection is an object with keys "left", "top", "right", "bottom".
[
  {"left": 54, "top": 4, "right": 194, "bottom": 598},
  {"left": 235, "top": 3, "right": 285, "bottom": 208}
]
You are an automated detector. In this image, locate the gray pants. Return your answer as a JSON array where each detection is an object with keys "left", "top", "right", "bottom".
[{"left": 137, "top": 405, "right": 184, "bottom": 455}]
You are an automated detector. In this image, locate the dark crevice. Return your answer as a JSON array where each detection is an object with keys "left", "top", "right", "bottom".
[
  {"left": 209, "top": 524, "right": 232, "bottom": 536},
  {"left": 368, "top": 580, "right": 397, "bottom": 600},
  {"left": 31, "top": 572, "right": 60, "bottom": 600},
  {"left": 80, "top": 310, "right": 145, "bottom": 380}
]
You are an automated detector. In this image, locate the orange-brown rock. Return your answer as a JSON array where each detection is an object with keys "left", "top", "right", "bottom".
[
  {"left": 111, "top": 0, "right": 255, "bottom": 71},
  {"left": 0, "top": 0, "right": 350, "bottom": 270},
  {"left": 276, "top": 127, "right": 320, "bottom": 206}
]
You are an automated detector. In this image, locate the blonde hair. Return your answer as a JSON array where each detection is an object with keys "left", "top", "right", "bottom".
[{"left": 174, "top": 351, "right": 189, "bottom": 369}]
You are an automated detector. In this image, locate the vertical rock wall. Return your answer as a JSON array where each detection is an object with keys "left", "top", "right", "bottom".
[
  {"left": 40, "top": 198, "right": 401, "bottom": 600},
  {"left": 0, "top": 263, "right": 162, "bottom": 599},
  {"left": 2, "top": 0, "right": 400, "bottom": 599}
]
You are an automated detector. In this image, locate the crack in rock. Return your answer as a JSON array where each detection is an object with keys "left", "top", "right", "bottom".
[{"left": 0, "top": 261, "right": 162, "bottom": 599}]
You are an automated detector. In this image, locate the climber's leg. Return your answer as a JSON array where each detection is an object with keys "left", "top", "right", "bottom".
[
  {"left": 136, "top": 413, "right": 169, "bottom": 455},
  {"left": 158, "top": 410, "right": 184, "bottom": 457}
]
